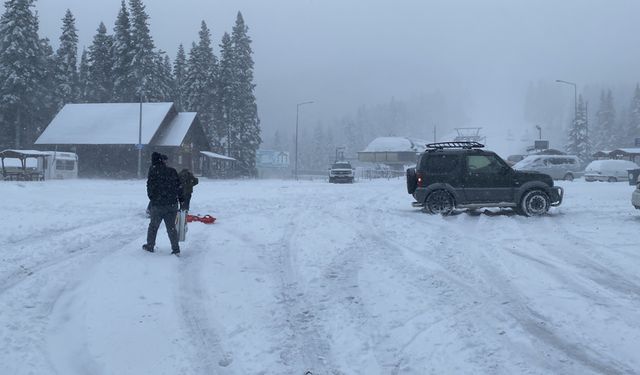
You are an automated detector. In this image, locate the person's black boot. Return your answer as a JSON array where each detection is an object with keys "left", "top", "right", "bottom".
[
  {"left": 142, "top": 244, "right": 155, "bottom": 252},
  {"left": 171, "top": 248, "right": 180, "bottom": 256}
]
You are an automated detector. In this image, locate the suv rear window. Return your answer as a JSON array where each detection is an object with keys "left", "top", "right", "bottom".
[
  {"left": 332, "top": 163, "right": 351, "bottom": 169},
  {"left": 421, "top": 154, "right": 460, "bottom": 174}
]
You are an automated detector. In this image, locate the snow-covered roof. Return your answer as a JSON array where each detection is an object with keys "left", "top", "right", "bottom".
[
  {"left": 200, "top": 151, "right": 236, "bottom": 161},
  {"left": 154, "top": 112, "right": 197, "bottom": 147},
  {"left": 361, "top": 137, "right": 428, "bottom": 153},
  {"left": 0, "top": 149, "right": 53, "bottom": 158},
  {"left": 612, "top": 148, "right": 640, "bottom": 154},
  {"left": 35, "top": 103, "right": 175, "bottom": 145}
]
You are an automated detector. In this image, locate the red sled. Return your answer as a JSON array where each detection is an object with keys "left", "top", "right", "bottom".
[{"left": 186, "top": 214, "right": 216, "bottom": 224}]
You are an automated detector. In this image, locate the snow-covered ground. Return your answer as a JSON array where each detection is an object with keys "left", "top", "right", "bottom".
[{"left": 1, "top": 178, "right": 640, "bottom": 374}]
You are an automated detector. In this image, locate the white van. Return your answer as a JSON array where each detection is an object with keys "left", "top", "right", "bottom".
[
  {"left": 0, "top": 150, "right": 78, "bottom": 180},
  {"left": 41, "top": 152, "right": 78, "bottom": 180},
  {"left": 513, "top": 155, "right": 583, "bottom": 181}
]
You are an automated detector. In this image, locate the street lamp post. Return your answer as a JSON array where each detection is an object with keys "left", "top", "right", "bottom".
[
  {"left": 294, "top": 101, "right": 314, "bottom": 180},
  {"left": 535, "top": 125, "right": 542, "bottom": 140},
  {"left": 555, "top": 79, "right": 578, "bottom": 124},
  {"left": 137, "top": 91, "right": 143, "bottom": 179}
]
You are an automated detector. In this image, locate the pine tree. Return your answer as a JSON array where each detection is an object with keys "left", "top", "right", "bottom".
[
  {"left": 217, "top": 32, "right": 233, "bottom": 155},
  {"left": 129, "top": 0, "right": 156, "bottom": 98},
  {"left": 146, "top": 51, "right": 172, "bottom": 102},
  {"left": 172, "top": 44, "right": 187, "bottom": 110},
  {"left": 594, "top": 89, "right": 616, "bottom": 151},
  {"left": 86, "top": 22, "right": 114, "bottom": 103},
  {"left": 184, "top": 21, "right": 218, "bottom": 149},
  {"left": 33, "top": 36, "right": 57, "bottom": 140},
  {"left": 112, "top": 0, "right": 136, "bottom": 102},
  {"left": 77, "top": 48, "right": 89, "bottom": 102},
  {"left": 566, "top": 95, "right": 591, "bottom": 162},
  {"left": 53, "top": 9, "right": 78, "bottom": 109},
  {"left": 230, "top": 12, "right": 261, "bottom": 176},
  {"left": 0, "top": 0, "right": 45, "bottom": 148},
  {"left": 626, "top": 84, "right": 640, "bottom": 147}
]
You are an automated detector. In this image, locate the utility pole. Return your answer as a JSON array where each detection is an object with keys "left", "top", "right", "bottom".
[{"left": 137, "top": 91, "right": 143, "bottom": 179}]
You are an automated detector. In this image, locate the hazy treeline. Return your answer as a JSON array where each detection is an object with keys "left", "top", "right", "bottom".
[
  {"left": 0, "top": 0, "right": 260, "bottom": 176},
  {"left": 267, "top": 92, "right": 469, "bottom": 171},
  {"left": 525, "top": 82, "right": 640, "bottom": 161}
]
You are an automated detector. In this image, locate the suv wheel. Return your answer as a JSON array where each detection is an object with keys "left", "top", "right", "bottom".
[
  {"left": 520, "top": 189, "right": 550, "bottom": 216},
  {"left": 563, "top": 173, "right": 574, "bottom": 181},
  {"left": 608, "top": 177, "right": 617, "bottom": 182},
  {"left": 424, "top": 190, "right": 454, "bottom": 215}
]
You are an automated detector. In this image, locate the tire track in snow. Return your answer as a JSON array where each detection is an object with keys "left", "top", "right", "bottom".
[
  {"left": 0, "top": 214, "right": 145, "bottom": 294},
  {"left": 176, "top": 226, "right": 235, "bottom": 375},
  {"left": 369, "top": 201, "right": 634, "bottom": 374},
  {"left": 0, "top": 224, "right": 144, "bottom": 375},
  {"left": 359, "top": 209, "right": 498, "bottom": 373},
  {"left": 535, "top": 218, "right": 640, "bottom": 300},
  {"left": 224, "top": 204, "right": 339, "bottom": 374},
  {"left": 405, "top": 212, "right": 636, "bottom": 375},
  {"left": 274, "top": 211, "right": 334, "bottom": 374}
]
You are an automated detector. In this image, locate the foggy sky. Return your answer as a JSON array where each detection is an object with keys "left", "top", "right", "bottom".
[{"left": 35, "top": 0, "right": 640, "bottom": 141}]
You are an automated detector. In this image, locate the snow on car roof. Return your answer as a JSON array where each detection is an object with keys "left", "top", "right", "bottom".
[
  {"left": 35, "top": 103, "right": 174, "bottom": 145},
  {"left": 362, "top": 137, "right": 428, "bottom": 153},
  {"left": 586, "top": 159, "right": 639, "bottom": 170}
]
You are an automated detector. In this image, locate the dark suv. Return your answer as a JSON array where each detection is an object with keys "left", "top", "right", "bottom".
[{"left": 406, "top": 142, "right": 563, "bottom": 216}]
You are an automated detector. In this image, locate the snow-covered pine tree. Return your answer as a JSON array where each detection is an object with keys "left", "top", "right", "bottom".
[
  {"left": 594, "top": 89, "right": 616, "bottom": 151},
  {"left": 566, "top": 95, "right": 591, "bottom": 162},
  {"left": 0, "top": 0, "right": 45, "bottom": 148},
  {"left": 129, "top": 0, "right": 156, "bottom": 99},
  {"left": 86, "top": 22, "right": 114, "bottom": 103},
  {"left": 230, "top": 12, "right": 261, "bottom": 176},
  {"left": 77, "top": 48, "right": 89, "bottom": 102},
  {"left": 625, "top": 84, "right": 640, "bottom": 147},
  {"left": 217, "top": 32, "right": 233, "bottom": 155},
  {"left": 53, "top": 9, "right": 78, "bottom": 110},
  {"left": 184, "top": 21, "right": 218, "bottom": 150},
  {"left": 146, "top": 51, "right": 173, "bottom": 102},
  {"left": 172, "top": 44, "right": 187, "bottom": 111},
  {"left": 112, "top": 0, "right": 136, "bottom": 102},
  {"left": 32, "top": 36, "right": 58, "bottom": 141}
]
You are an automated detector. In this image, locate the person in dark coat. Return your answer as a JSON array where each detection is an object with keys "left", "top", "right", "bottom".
[
  {"left": 143, "top": 152, "right": 184, "bottom": 254},
  {"left": 178, "top": 168, "right": 198, "bottom": 211}
]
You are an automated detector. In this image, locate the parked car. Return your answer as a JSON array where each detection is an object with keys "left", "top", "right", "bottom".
[
  {"left": 506, "top": 154, "right": 525, "bottom": 166},
  {"left": 329, "top": 161, "right": 354, "bottom": 183},
  {"left": 406, "top": 142, "right": 563, "bottom": 216},
  {"left": 584, "top": 159, "right": 639, "bottom": 182},
  {"left": 513, "top": 154, "right": 583, "bottom": 181},
  {"left": 632, "top": 182, "right": 640, "bottom": 209}
]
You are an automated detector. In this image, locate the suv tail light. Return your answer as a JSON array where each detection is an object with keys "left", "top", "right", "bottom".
[{"left": 416, "top": 172, "right": 424, "bottom": 187}]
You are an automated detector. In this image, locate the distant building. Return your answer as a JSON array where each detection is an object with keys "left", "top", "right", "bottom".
[
  {"left": 358, "top": 137, "right": 426, "bottom": 169},
  {"left": 594, "top": 148, "right": 640, "bottom": 164},
  {"left": 256, "top": 149, "right": 290, "bottom": 178},
  {"left": 34, "top": 102, "right": 211, "bottom": 178}
]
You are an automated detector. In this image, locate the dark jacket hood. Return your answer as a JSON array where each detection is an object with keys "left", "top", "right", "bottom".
[{"left": 152, "top": 152, "right": 164, "bottom": 165}]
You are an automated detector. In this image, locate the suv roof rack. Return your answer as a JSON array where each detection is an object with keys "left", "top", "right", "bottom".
[{"left": 425, "top": 141, "right": 485, "bottom": 150}]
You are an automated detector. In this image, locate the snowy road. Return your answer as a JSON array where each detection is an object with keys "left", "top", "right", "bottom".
[{"left": 1, "top": 178, "right": 640, "bottom": 374}]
